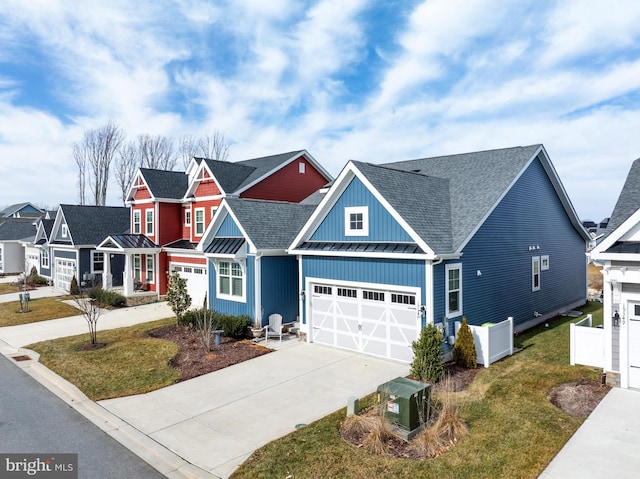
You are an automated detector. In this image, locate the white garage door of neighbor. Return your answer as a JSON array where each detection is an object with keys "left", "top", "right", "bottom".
[
  {"left": 629, "top": 303, "right": 640, "bottom": 389},
  {"left": 55, "top": 259, "right": 76, "bottom": 291},
  {"left": 173, "top": 264, "right": 208, "bottom": 308},
  {"left": 309, "top": 282, "right": 420, "bottom": 363}
]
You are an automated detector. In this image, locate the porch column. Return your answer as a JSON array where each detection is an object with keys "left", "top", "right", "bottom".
[
  {"left": 123, "top": 253, "right": 134, "bottom": 297},
  {"left": 103, "top": 253, "right": 113, "bottom": 290}
]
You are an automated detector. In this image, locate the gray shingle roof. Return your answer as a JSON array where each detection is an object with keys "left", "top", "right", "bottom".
[
  {"left": 381, "top": 145, "right": 542, "bottom": 252},
  {"left": 605, "top": 158, "right": 640, "bottom": 237},
  {"left": 140, "top": 169, "right": 188, "bottom": 199},
  {"left": 58, "top": 205, "right": 130, "bottom": 246},
  {"left": 224, "top": 198, "right": 316, "bottom": 250},
  {"left": 202, "top": 151, "right": 306, "bottom": 194},
  {"left": 0, "top": 218, "right": 38, "bottom": 241},
  {"left": 352, "top": 161, "right": 453, "bottom": 253},
  {"left": 0, "top": 202, "right": 42, "bottom": 218}
]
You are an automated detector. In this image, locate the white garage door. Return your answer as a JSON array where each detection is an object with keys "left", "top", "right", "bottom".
[
  {"left": 173, "top": 264, "right": 208, "bottom": 308},
  {"left": 309, "top": 281, "right": 420, "bottom": 363},
  {"left": 55, "top": 259, "right": 76, "bottom": 291},
  {"left": 629, "top": 303, "right": 640, "bottom": 389}
]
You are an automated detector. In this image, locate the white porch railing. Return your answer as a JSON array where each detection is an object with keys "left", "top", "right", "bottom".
[
  {"left": 570, "top": 314, "right": 604, "bottom": 368},
  {"left": 456, "top": 317, "right": 514, "bottom": 367}
]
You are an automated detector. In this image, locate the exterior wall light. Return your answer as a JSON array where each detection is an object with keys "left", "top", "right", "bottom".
[{"left": 613, "top": 311, "right": 620, "bottom": 327}]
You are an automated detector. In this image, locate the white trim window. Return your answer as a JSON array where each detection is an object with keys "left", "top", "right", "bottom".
[
  {"left": 345, "top": 206, "right": 369, "bottom": 236},
  {"left": 133, "top": 210, "right": 141, "bottom": 234},
  {"left": 194, "top": 208, "right": 205, "bottom": 236},
  {"left": 185, "top": 209, "right": 191, "bottom": 227},
  {"left": 211, "top": 206, "right": 217, "bottom": 221},
  {"left": 541, "top": 255, "right": 549, "bottom": 271},
  {"left": 92, "top": 251, "right": 104, "bottom": 272},
  {"left": 41, "top": 250, "right": 49, "bottom": 268},
  {"left": 61, "top": 224, "right": 68, "bottom": 238},
  {"left": 299, "top": 162, "right": 306, "bottom": 174},
  {"left": 134, "top": 254, "right": 141, "bottom": 281},
  {"left": 446, "top": 263, "right": 462, "bottom": 318},
  {"left": 146, "top": 255, "right": 154, "bottom": 284},
  {"left": 145, "top": 209, "right": 154, "bottom": 236},
  {"left": 532, "top": 256, "right": 541, "bottom": 291},
  {"left": 218, "top": 260, "right": 244, "bottom": 300}
]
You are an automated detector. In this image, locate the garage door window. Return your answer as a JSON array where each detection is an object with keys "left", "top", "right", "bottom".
[
  {"left": 314, "top": 285, "right": 332, "bottom": 295},
  {"left": 218, "top": 261, "right": 244, "bottom": 300},
  {"left": 363, "top": 290, "right": 384, "bottom": 301},
  {"left": 337, "top": 287, "right": 357, "bottom": 298},
  {"left": 391, "top": 293, "right": 416, "bottom": 305}
]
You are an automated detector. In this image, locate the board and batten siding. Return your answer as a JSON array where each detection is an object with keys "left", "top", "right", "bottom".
[
  {"left": 300, "top": 256, "right": 426, "bottom": 324},
  {"left": 209, "top": 256, "right": 255, "bottom": 318},
  {"left": 310, "top": 176, "right": 413, "bottom": 243},
  {"left": 215, "top": 214, "right": 244, "bottom": 238},
  {"left": 260, "top": 255, "right": 299, "bottom": 326},
  {"left": 455, "top": 156, "right": 587, "bottom": 329}
]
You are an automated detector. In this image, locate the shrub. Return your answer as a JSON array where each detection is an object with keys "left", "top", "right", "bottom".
[
  {"left": 166, "top": 272, "right": 191, "bottom": 323},
  {"left": 410, "top": 323, "right": 444, "bottom": 383},
  {"left": 453, "top": 316, "right": 477, "bottom": 369},
  {"left": 32, "top": 275, "right": 48, "bottom": 286},
  {"left": 28, "top": 266, "right": 38, "bottom": 279},
  {"left": 216, "top": 313, "right": 251, "bottom": 338},
  {"left": 90, "top": 288, "right": 126, "bottom": 308},
  {"left": 70, "top": 275, "right": 81, "bottom": 295},
  {"left": 178, "top": 308, "right": 202, "bottom": 327}
]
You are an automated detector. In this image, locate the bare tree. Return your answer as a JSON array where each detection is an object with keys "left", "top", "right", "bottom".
[
  {"left": 74, "top": 145, "right": 87, "bottom": 205},
  {"left": 73, "top": 294, "right": 102, "bottom": 345},
  {"left": 137, "top": 134, "right": 176, "bottom": 170},
  {"left": 114, "top": 140, "right": 139, "bottom": 204},
  {"left": 198, "top": 130, "right": 230, "bottom": 162},
  {"left": 73, "top": 121, "right": 124, "bottom": 206},
  {"left": 178, "top": 134, "right": 200, "bottom": 169}
]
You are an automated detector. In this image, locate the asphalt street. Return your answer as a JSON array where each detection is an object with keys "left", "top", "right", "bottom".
[{"left": 0, "top": 355, "right": 165, "bottom": 478}]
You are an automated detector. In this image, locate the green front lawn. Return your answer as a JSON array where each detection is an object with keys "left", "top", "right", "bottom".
[
  {"left": 0, "top": 297, "right": 81, "bottom": 326},
  {"left": 27, "top": 318, "right": 178, "bottom": 400},
  {"left": 232, "top": 302, "right": 604, "bottom": 479}
]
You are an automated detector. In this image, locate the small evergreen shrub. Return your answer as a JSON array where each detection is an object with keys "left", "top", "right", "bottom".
[
  {"left": 32, "top": 275, "right": 48, "bottom": 286},
  {"left": 410, "top": 323, "right": 444, "bottom": 383},
  {"left": 28, "top": 266, "right": 38, "bottom": 279},
  {"left": 453, "top": 316, "right": 477, "bottom": 369},
  {"left": 178, "top": 308, "right": 208, "bottom": 327},
  {"left": 166, "top": 272, "right": 191, "bottom": 323},
  {"left": 217, "top": 313, "right": 251, "bottom": 338},
  {"left": 69, "top": 275, "right": 81, "bottom": 295}
]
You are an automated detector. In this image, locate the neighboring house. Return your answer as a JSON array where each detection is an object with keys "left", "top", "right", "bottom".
[
  {"left": 289, "top": 145, "right": 590, "bottom": 363},
  {"left": 101, "top": 150, "right": 332, "bottom": 305},
  {"left": 49, "top": 205, "right": 129, "bottom": 291},
  {"left": 590, "top": 157, "right": 640, "bottom": 389},
  {"left": 0, "top": 218, "right": 40, "bottom": 274},
  {"left": 32, "top": 219, "right": 55, "bottom": 280},
  {"left": 0, "top": 202, "right": 44, "bottom": 218},
  {"left": 199, "top": 197, "right": 317, "bottom": 325}
]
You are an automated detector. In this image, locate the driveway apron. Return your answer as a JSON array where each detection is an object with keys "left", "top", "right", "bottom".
[{"left": 100, "top": 341, "right": 409, "bottom": 479}]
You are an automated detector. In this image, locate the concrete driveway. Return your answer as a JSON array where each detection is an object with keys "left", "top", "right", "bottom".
[{"left": 100, "top": 339, "right": 409, "bottom": 478}]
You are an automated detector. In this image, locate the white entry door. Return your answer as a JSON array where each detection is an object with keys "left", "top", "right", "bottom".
[
  {"left": 629, "top": 303, "right": 640, "bottom": 389},
  {"left": 309, "top": 281, "right": 420, "bottom": 363}
]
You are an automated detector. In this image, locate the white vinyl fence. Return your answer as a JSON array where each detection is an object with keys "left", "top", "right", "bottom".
[
  {"left": 570, "top": 314, "right": 604, "bottom": 368},
  {"left": 456, "top": 317, "right": 514, "bottom": 367}
]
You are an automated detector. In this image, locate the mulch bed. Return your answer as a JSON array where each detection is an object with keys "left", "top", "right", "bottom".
[{"left": 147, "top": 325, "right": 272, "bottom": 382}]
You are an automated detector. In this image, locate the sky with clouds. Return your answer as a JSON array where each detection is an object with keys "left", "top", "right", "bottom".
[{"left": 1, "top": 0, "right": 640, "bottom": 222}]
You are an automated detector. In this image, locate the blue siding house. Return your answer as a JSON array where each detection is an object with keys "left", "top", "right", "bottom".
[
  {"left": 200, "top": 198, "right": 317, "bottom": 327},
  {"left": 49, "top": 205, "right": 129, "bottom": 292},
  {"left": 289, "top": 145, "right": 590, "bottom": 362}
]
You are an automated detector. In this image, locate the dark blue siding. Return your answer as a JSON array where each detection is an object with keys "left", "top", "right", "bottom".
[
  {"left": 452, "top": 157, "right": 586, "bottom": 328},
  {"left": 209, "top": 256, "right": 255, "bottom": 318},
  {"left": 260, "top": 256, "right": 299, "bottom": 326},
  {"left": 301, "top": 256, "right": 426, "bottom": 324},
  {"left": 52, "top": 249, "right": 76, "bottom": 260},
  {"left": 311, "top": 177, "right": 413, "bottom": 242},
  {"left": 216, "top": 214, "right": 243, "bottom": 237},
  {"left": 110, "top": 254, "right": 124, "bottom": 287},
  {"left": 78, "top": 249, "right": 91, "bottom": 278}
]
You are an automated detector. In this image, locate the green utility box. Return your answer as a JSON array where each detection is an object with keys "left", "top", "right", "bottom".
[{"left": 377, "top": 377, "right": 430, "bottom": 438}]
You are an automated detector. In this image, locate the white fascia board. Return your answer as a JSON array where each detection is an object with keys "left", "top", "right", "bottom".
[
  {"left": 184, "top": 161, "right": 226, "bottom": 199},
  {"left": 592, "top": 252, "right": 640, "bottom": 262},
  {"left": 288, "top": 248, "right": 434, "bottom": 260},
  {"left": 125, "top": 169, "right": 152, "bottom": 203},
  {"left": 52, "top": 208, "right": 75, "bottom": 246},
  {"left": 224, "top": 206, "right": 257, "bottom": 254},
  {"left": 592, "top": 207, "right": 640, "bottom": 256},
  {"left": 163, "top": 249, "right": 204, "bottom": 258}
]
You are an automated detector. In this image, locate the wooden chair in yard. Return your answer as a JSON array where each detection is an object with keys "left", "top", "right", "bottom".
[{"left": 263, "top": 313, "right": 284, "bottom": 343}]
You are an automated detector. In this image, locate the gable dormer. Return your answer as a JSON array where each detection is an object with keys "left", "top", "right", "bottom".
[
  {"left": 126, "top": 171, "right": 152, "bottom": 204},
  {"left": 50, "top": 208, "right": 73, "bottom": 245}
]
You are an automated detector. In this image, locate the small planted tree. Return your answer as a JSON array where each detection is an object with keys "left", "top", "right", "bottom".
[
  {"left": 166, "top": 271, "right": 191, "bottom": 324},
  {"left": 410, "top": 323, "right": 444, "bottom": 383},
  {"left": 70, "top": 275, "right": 81, "bottom": 295},
  {"left": 453, "top": 316, "right": 477, "bottom": 369}
]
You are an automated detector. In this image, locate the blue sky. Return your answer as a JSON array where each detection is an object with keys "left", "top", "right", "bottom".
[{"left": 2, "top": 0, "right": 640, "bottom": 222}]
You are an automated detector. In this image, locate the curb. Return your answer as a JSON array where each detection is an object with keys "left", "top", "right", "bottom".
[{"left": 1, "top": 344, "right": 220, "bottom": 479}]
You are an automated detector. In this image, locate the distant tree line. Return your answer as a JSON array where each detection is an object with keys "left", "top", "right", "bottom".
[{"left": 73, "top": 121, "right": 230, "bottom": 205}]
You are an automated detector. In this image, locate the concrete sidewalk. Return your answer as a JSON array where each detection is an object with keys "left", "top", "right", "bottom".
[
  {"left": 0, "top": 301, "right": 173, "bottom": 347},
  {"left": 540, "top": 387, "right": 640, "bottom": 479},
  {"left": 0, "top": 285, "right": 64, "bottom": 303}
]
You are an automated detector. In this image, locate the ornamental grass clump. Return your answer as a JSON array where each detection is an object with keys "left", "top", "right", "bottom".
[{"left": 453, "top": 316, "right": 477, "bottom": 369}]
